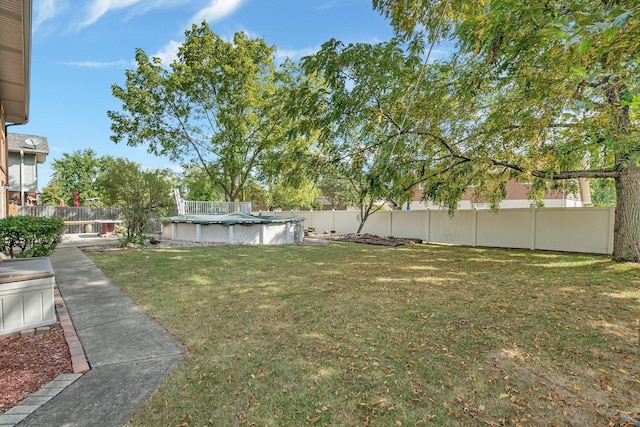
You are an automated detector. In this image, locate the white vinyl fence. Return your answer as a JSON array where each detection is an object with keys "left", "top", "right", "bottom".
[{"left": 272, "top": 207, "right": 616, "bottom": 255}]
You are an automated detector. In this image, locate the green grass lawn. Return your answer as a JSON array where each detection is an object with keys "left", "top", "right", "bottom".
[{"left": 86, "top": 242, "right": 640, "bottom": 426}]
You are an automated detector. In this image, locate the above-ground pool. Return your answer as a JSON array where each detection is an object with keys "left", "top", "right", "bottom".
[{"left": 162, "top": 212, "right": 305, "bottom": 245}]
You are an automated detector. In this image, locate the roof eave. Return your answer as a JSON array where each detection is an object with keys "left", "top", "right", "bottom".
[
  {"left": 21, "top": 0, "right": 32, "bottom": 125},
  {"left": 1, "top": 0, "right": 32, "bottom": 125}
]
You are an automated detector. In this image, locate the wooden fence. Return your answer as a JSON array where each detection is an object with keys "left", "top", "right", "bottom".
[{"left": 15, "top": 206, "right": 162, "bottom": 234}]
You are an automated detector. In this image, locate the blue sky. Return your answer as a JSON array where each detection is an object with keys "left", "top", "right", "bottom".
[{"left": 18, "top": 0, "right": 400, "bottom": 188}]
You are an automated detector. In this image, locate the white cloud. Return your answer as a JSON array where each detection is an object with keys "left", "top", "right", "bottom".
[
  {"left": 318, "top": 0, "right": 361, "bottom": 11},
  {"left": 77, "top": 0, "right": 142, "bottom": 29},
  {"left": 151, "top": 35, "right": 316, "bottom": 68},
  {"left": 167, "top": 164, "right": 184, "bottom": 174},
  {"left": 125, "top": 0, "right": 192, "bottom": 20},
  {"left": 152, "top": 40, "right": 182, "bottom": 67},
  {"left": 60, "top": 60, "right": 133, "bottom": 68},
  {"left": 318, "top": 1, "right": 339, "bottom": 10},
  {"left": 71, "top": 0, "right": 243, "bottom": 31},
  {"left": 139, "top": 0, "right": 191, "bottom": 11},
  {"left": 276, "top": 46, "right": 320, "bottom": 61},
  {"left": 189, "top": 0, "right": 245, "bottom": 25},
  {"left": 33, "top": 0, "right": 67, "bottom": 30}
]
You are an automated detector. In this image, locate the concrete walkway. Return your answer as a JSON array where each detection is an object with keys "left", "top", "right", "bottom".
[{"left": 15, "top": 236, "right": 186, "bottom": 426}]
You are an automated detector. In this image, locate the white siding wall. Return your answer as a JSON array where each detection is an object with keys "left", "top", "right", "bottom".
[
  {"left": 8, "top": 152, "right": 37, "bottom": 192},
  {"left": 407, "top": 198, "right": 583, "bottom": 210}
]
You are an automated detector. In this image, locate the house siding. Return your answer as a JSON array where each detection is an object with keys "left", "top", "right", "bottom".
[
  {"left": 8, "top": 151, "right": 37, "bottom": 192},
  {"left": 407, "top": 178, "right": 582, "bottom": 210}
]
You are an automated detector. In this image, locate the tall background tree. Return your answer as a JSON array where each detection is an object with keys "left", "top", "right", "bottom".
[
  {"left": 590, "top": 178, "right": 617, "bottom": 207},
  {"left": 40, "top": 149, "right": 105, "bottom": 206},
  {"left": 109, "top": 23, "right": 314, "bottom": 202},
  {"left": 369, "top": 0, "right": 639, "bottom": 261},
  {"left": 261, "top": 178, "right": 320, "bottom": 211},
  {"left": 179, "top": 164, "right": 225, "bottom": 202},
  {"left": 316, "top": 176, "right": 356, "bottom": 210}
]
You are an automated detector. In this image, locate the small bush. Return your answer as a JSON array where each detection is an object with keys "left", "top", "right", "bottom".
[
  {"left": 0, "top": 216, "right": 66, "bottom": 258},
  {"left": 119, "top": 235, "right": 147, "bottom": 247}
]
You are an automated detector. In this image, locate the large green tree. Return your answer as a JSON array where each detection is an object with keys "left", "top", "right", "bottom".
[
  {"left": 316, "top": 176, "right": 356, "bottom": 210},
  {"left": 301, "top": 40, "right": 420, "bottom": 232},
  {"left": 590, "top": 178, "right": 617, "bottom": 207},
  {"left": 179, "top": 164, "right": 225, "bottom": 202},
  {"left": 109, "top": 23, "right": 312, "bottom": 202},
  {"left": 40, "top": 149, "right": 105, "bottom": 206},
  {"left": 263, "top": 178, "right": 320, "bottom": 211},
  {"left": 369, "top": 0, "right": 639, "bottom": 261}
]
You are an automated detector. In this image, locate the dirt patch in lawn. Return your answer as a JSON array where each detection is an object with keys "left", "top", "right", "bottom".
[{"left": 311, "top": 232, "right": 422, "bottom": 247}]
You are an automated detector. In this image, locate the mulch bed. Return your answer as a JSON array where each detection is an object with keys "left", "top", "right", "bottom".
[{"left": 0, "top": 323, "right": 73, "bottom": 414}]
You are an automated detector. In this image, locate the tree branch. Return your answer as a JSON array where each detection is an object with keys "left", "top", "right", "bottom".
[{"left": 393, "top": 126, "right": 623, "bottom": 181}]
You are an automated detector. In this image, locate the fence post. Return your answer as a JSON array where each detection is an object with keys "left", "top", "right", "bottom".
[
  {"left": 332, "top": 210, "right": 335, "bottom": 233},
  {"left": 425, "top": 209, "right": 430, "bottom": 243},
  {"left": 472, "top": 208, "right": 478, "bottom": 247},
  {"left": 529, "top": 207, "right": 536, "bottom": 250},
  {"left": 607, "top": 205, "right": 615, "bottom": 254}
]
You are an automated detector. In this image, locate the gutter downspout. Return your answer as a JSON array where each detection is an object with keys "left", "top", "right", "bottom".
[
  {"left": 20, "top": 149, "right": 24, "bottom": 206},
  {"left": 5, "top": 120, "right": 31, "bottom": 212},
  {"left": 4, "top": 123, "right": 25, "bottom": 215}
]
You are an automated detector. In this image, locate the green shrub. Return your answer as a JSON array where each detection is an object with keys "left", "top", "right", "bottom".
[
  {"left": 0, "top": 216, "right": 66, "bottom": 258},
  {"left": 118, "top": 235, "right": 147, "bottom": 247}
]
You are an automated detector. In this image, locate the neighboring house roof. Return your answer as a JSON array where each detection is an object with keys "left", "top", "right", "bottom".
[
  {"left": 0, "top": 0, "right": 32, "bottom": 124},
  {"left": 7, "top": 132, "right": 48, "bottom": 163},
  {"left": 412, "top": 179, "right": 582, "bottom": 202}
]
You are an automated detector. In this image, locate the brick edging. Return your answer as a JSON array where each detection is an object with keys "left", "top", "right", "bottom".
[{"left": 54, "top": 286, "right": 90, "bottom": 374}]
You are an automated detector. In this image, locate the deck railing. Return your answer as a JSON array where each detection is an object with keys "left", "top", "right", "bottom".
[
  {"left": 179, "top": 200, "right": 252, "bottom": 215},
  {"left": 174, "top": 189, "right": 251, "bottom": 215}
]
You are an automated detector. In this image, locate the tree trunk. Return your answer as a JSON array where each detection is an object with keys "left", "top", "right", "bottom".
[
  {"left": 356, "top": 209, "right": 368, "bottom": 234},
  {"left": 613, "top": 160, "right": 640, "bottom": 262}
]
